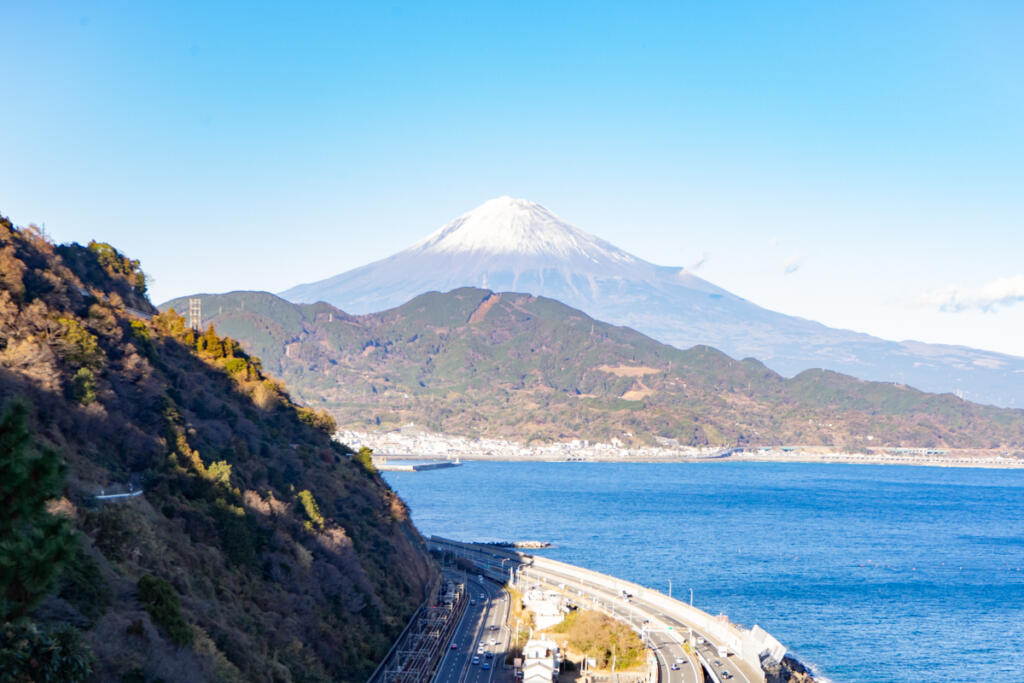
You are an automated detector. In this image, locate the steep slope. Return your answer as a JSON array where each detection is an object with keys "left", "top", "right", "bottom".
[
  {"left": 163, "top": 288, "right": 1024, "bottom": 451},
  {"left": 0, "top": 217, "right": 435, "bottom": 682},
  {"left": 280, "top": 196, "right": 1024, "bottom": 408}
]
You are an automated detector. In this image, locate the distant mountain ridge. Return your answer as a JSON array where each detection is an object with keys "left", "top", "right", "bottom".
[
  {"left": 280, "top": 196, "right": 1024, "bottom": 408},
  {"left": 161, "top": 288, "right": 1024, "bottom": 451}
]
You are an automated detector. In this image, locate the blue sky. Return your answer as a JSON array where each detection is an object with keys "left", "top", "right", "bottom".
[{"left": 2, "top": 1, "right": 1023, "bottom": 355}]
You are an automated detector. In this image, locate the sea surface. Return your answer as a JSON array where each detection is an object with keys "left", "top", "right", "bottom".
[{"left": 382, "top": 461, "right": 1024, "bottom": 683}]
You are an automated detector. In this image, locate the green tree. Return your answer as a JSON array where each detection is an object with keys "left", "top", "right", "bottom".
[
  {"left": 355, "top": 446, "right": 377, "bottom": 475},
  {"left": 0, "top": 400, "right": 77, "bottom": 622},
  {"left": 137, "top": 575, "right": 193, "bottom": 646},
  {"left": 129, "top": 320, "right": 156, "bottom": 358},
  {"left": 0, "top": 622, "right": 95, "bottom": 682},
  {"left": 55, "top": 317, "right": 102, "bottom": 370},
  {"left": 297, "top": 406, "right": 337, "bottom": 435},
  {"left": 70, "top": 367, "right": 97, "bottom": 405},
  {"left": 87, "top": 240, "right": 147, "bottom": 294},
  {"left": 198, "top": 324, "right": 224, "bottom": 358},
  {"left": 297, "top": 490, "right": 324, "bottom": 531},
  {"left": 206, "top": 460, "right": 232, "bottom": 487}
]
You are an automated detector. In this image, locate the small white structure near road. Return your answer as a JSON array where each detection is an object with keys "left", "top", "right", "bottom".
[
  {"left": 522, "top": 635, "right": 560, "bottom": 682},
  {"left": 522, "top": 589, "right": 566, "bottom": 630}
]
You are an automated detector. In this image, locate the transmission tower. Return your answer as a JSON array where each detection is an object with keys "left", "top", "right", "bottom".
[{"left": 188, "top": 298, "right": 202, "bottom": 331}]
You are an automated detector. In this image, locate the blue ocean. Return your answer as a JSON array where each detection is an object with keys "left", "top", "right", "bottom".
[{"left": 382, "top": 461, "right": 1024, "bottom": 683}]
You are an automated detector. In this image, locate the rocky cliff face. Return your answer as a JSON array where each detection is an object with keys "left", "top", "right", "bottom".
[
  {"left": 0, "top": 215, "right": 436, "bottom": 681},
  {"left": 762, "top": 653, "right": 817, "bottom": 682}
]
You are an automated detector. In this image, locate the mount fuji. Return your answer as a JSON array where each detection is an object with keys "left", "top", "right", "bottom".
[{"left": 281, "top": 196, "right": 1024, "bottom": 408}]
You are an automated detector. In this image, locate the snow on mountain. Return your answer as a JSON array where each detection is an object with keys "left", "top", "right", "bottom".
[
  {"left": 280, "top": 197, "right": 1024, "bottom": 408},
  {"left": 410, "top": 196, "right": 635, "bottom": 263}
]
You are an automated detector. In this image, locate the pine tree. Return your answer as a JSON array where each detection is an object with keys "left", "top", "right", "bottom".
[{"left": 0, "top": 400, "right": 77, "bottom": 622}]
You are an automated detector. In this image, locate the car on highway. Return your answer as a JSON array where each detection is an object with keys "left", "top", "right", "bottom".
[
  {"left": 713, "top": 659, "right": 722, "bottom": 666},
  {"left": 472, "top": 656, "right": 480, "bottom": 665},
  {"left": 721, "top": 670, "right": 733, "bottom": 679},
  {"left": 670, "top": 663, "right": 680, "bottom": 671},
  {"left": 470, "top": 600, "right": 476, "bottom": 605},
  {"left": 482, "top": 662, "right": 490, "bottom": 670},
  {"left": 450, "top": 643, "right": 458, "bottom": 650},
  {"left": 479, "top": 593, "right": 485, "bottom": 600},
  {"left": 489, "top": 624, "right": 499, "bottom": 630}
]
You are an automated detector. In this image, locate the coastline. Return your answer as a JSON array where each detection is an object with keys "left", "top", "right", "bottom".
[
  {"left": 390, "top": 445, "right": 1024, "bottom": 683},
  {"left": 373, "top": 450, "right": 1024, "bottom": 469},
  {"left": 344, "top": 427, "right": 1024, "bottom": 470}
]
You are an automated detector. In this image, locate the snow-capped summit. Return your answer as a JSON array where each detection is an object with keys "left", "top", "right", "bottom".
[
  {"left": 283, "top": 195, "right": 726, "bottom": 313},
  {"left": 283, "top": 196, "right": 686, "bottom": 314},
  {"left": 410, "top": 196, "right": 634, "bottom": 264},
  {"left": 280, "top": 197, "right": 1024, "bottom": 408}
]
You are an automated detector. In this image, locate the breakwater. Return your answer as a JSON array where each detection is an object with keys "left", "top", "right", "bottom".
[
  {"left": 479, "top": 540, "right": 553, "bottom": 549},
  {"left": 371, "top": 457, "right": 461, "bottom": 472}
]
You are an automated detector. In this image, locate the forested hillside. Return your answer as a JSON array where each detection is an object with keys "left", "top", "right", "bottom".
[
  {"left": 163, "top": 288, "right": 1024, "bottom": 450},
  {"left": 0, "top": 216, "right": 436, "bottom": 682}
]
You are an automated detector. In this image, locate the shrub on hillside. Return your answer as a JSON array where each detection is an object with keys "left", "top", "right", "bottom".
[
  {"left": 296, "top": 406, "right": 337, "bottom": 435},
  {"left": 297, "top": 490, "right": 325, "bottom": 531},
  {"left": 137, "top": 575, "right": 193, "bottom": 646},
  {"left": 355, "top": 446, "right": 377, "bottom": 475},
  {"left": 54, "top": 317, "right": 103, "bottom": 370},
  {"left": 56, "top": 546, "right": 111, "bottom": 624},
  {"left": 70, "top": 367, "right": 97, "bottom": 405}
]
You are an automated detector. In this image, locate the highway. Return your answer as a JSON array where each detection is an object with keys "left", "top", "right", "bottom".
[
  {"left": 433, "top": 573, "right": 512, "bottom": 683},
  {"left": 432, "top": 538, "right": 773, "bottom": 683},
  {"left": 433, "top": 541, "right": 698, "bottom": 682},
  {"left": 520, "top": 563, "right": 759, "bottom": 683},
  {"left": 520, "top": 566, "right": 700, "bottom": 683},
  {"left": 431, "top": 537, "right": 783, "bottom": 683}
]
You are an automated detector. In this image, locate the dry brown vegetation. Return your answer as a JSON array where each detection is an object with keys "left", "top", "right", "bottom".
[
  {"left": 0, "top": 215, "right": 437, "bottom": 681},
  {"left": 596, "top": 365, "right": 661, "bottom": 378},
  {"left": 549, "top": 609, "right": 645, "bottom": 671}
]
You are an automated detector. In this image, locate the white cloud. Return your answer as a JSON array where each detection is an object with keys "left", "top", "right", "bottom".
[
  {"left": 689, "top": 252, "right": 710, "bottom": 271},
  {"left": 917, "top": 274, "right": 1024, "bottom": 312}
]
